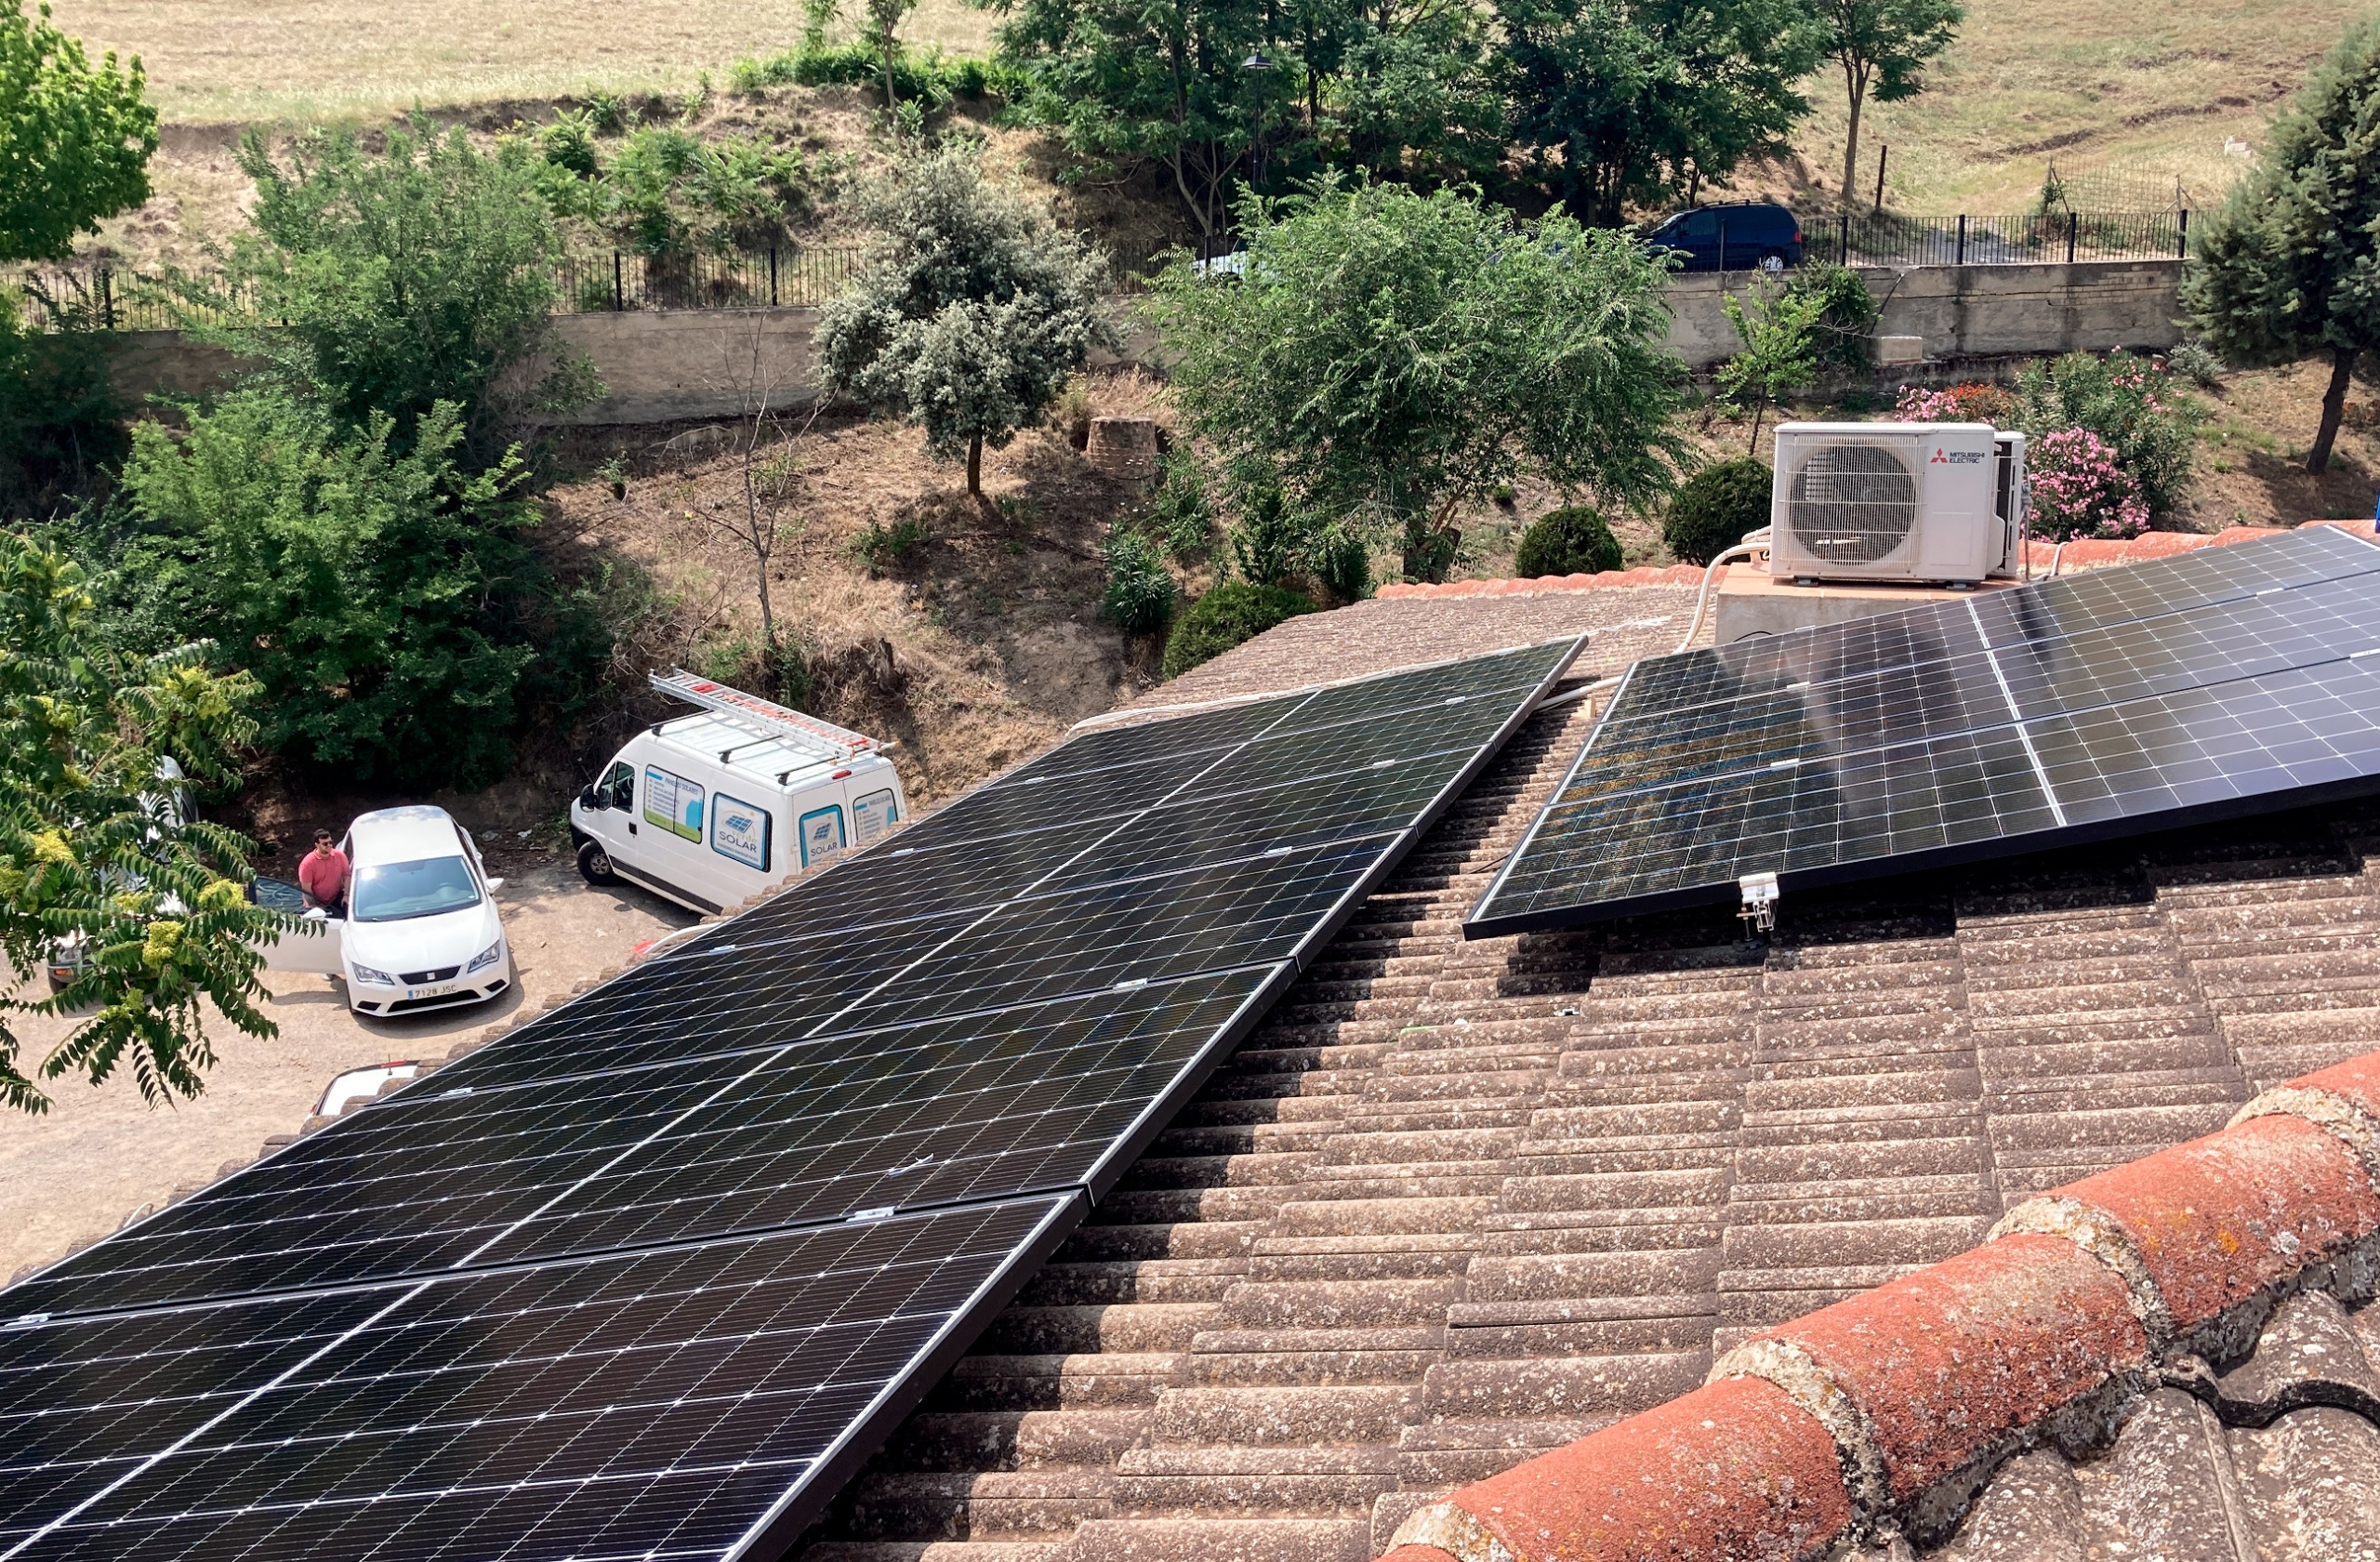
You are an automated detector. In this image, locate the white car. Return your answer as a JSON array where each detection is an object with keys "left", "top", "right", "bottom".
[{"left": 261, "top": 806, "right": 514, "bottom": 1017}]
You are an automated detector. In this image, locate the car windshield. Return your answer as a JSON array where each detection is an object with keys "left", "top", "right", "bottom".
[{"left": 351, "top": 855, "right": 482, "bottom": 922}]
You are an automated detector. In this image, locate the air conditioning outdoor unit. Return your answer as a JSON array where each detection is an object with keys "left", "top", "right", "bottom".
[{"left": 1769, "top": 422, "right": 2022, "bottom": 587}]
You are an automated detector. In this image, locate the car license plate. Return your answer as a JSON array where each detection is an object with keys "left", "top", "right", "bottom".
[{"left": 405, "top": 982, "right": 458, "bottom": 1000}]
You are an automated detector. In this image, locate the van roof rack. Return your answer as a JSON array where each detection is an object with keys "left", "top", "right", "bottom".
[{"left": 649, "top": 669, "right": 888, "bottom": 761}]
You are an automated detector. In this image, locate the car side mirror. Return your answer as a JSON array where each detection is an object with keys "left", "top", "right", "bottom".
[
  {"left": 487, "top": 877, "right": 506, "bottom": 894},
  {"left": 578, "top": 785, "right": 601, "bottom": 810}
]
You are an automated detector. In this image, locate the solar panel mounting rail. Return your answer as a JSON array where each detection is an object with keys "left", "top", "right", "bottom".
[{"left": 0, "top": 637, "right": 1585, "bottom": 1562}]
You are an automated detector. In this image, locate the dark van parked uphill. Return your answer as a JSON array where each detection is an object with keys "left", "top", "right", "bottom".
[{"left": 1644, "top": 203, "right": 1804, "bottom": 272}]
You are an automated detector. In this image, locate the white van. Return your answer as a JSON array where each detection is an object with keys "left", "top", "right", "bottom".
[{"left": 569, "top": 670, "right": 907, "bottom": 914}]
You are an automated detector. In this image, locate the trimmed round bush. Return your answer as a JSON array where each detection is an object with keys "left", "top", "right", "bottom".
[
  {"left": 1662, "top": 459, "right": 1771, "bottom": 566},
  {"left": 1514, "top": 506, "right": 1622, "bottom": 578},
  {"left": 1162, "top": 581, "right": 1320, "bottom": 680}
]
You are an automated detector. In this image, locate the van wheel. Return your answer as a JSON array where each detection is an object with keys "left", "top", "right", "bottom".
[{"left": 576, "top": 840, "right": 621, "bottom": 886}]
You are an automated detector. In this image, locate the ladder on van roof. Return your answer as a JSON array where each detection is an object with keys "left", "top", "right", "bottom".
[{"left": 649, "top": 669, "right": 885, "bottom": 761}]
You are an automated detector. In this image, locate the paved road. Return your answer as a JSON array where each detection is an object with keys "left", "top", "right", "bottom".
[{"left": 0, "top": 861, "right": 695, "bottom": 1285}]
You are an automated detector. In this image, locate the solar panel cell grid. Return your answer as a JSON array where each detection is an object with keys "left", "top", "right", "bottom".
[
  {"left": 2, "top": 638, "right": 1587, "bottom": 1560},
  {"left": 0, "top": 1198, "right": 1074, "bottom": 1562},
  {"left": 1470, "top": 532, "right": 2380, "bottom": 933}
]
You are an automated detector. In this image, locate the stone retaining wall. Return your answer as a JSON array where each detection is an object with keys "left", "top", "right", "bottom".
[{"left": 102, "top": 260, "right": 2186, "bottom": 426}]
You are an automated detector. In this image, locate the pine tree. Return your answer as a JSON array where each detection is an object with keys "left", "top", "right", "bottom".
[{"left": 2185, "top": 15, "right": 2380, "bottom": 474}]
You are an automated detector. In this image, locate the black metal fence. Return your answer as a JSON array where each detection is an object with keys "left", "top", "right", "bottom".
[
  {"left": 7, "top": 214, "right": 2197, "bottom": 334},
  {"left": 1824, "top": 209, "right": 2194, "bottom": 268},
  {"left": 550, "top": 247, "right": 866, "bottom": 312}
]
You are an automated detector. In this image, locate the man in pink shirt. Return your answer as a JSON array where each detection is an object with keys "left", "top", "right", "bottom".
[{"left": 298, "top": 828, "right": 350, "bottom": 919}]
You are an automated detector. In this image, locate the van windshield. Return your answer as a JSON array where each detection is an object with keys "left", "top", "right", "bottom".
[{"left": 352, "top": 856, "right": 482, "bottom": 921}]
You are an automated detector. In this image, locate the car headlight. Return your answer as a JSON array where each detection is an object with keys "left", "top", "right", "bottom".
[
  {"left": 350, "top": 964, "right": 397, "bottom": 986},
  {"left": 466, "top": 940, "right": 504, "bottom": 975}
]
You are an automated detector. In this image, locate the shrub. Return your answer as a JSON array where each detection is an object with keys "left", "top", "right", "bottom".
[
  {"left": 1144, "top": 451, "right": 1212, "bottom": 556},
  {"left": 1893, "top": 381, "right": 2019, "bottom": 426},
  {"left": 1514, "top": 505, "right": 1622, "bottom": 577},
  {"left": 727, "top": 42, "right": 1002, "bottom": 104},
  {"left": 1161, "top": 581, "right": 1319, "bottom": 679},
  {"left": 0, "top": 284, "right": 126, "bottom": 515},
  {"left": 853, "top": 515, "right": 929, "bottom": 573},
  {"left": 1100, "top": 530, "right": 1175, "bottom": 633},
  {"left": 1661, "top": 459, "right": 1771, "bottom": 566},
  {"left": 2169, "top": 340, "right": 2227, "bottom": 388},
  {"left": 1794, "top": 263, "right": 1879, "bottom": 370},
  {"left": 539, "top": 110, "right": 600, "bottom": 177},
  {"left": 2027, "top": 427, "right": 2150, "bottom": 542},
  {"left": 2013, "top": 350, "right": 2194, "bottom": 521}
]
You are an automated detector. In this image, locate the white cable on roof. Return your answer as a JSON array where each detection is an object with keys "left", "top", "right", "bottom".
[{"left": 1672, "top": 528, "right": 1771, "bottom": 656}]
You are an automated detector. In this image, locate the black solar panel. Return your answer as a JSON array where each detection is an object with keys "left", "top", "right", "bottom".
[
  {"left": 0, "top": 1197, "right": 1077, "bottom": 1562},
  {"left": 4, "top": 637, "right": 1583, "bottom": 1558},
  {"left": 1470, "top": 528, "right": 2380, "bottom": 933}
]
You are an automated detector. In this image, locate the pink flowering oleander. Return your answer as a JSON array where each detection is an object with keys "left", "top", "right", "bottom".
[{"left": 2030, "top": 426, "right": 2150, "bottom": 542}]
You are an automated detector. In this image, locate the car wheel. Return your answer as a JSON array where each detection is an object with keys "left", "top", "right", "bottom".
[
  {"left": 1761, "top": 248, "right": 1787, "bottom": 271},
  {"left": 576, "top": 839, "right": 621, "bottom": 886}
]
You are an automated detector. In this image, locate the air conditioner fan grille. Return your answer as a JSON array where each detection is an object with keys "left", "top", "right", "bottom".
[{"left": 1789, "top": 443, "right": 1919, "bottom": 564}]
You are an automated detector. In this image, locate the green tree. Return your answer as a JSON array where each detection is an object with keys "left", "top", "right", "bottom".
[
  {"left": 0, "top": 532, "right": 282, "bottom": 1113},
  {"left": 0, "top": 0, "right": 157, "bottom": 260},
  {"left": 1145, "top": 178, "right": 1688, "bottom": 583},
  {"left": 206, "top": 115, "right": 596, "bottom": 455},
  {"left": 2186, "top": 15, "right": 2380, "bottom": 474},
  {"left": 994, "top": 0, "right": 1269, "bottom": 235},
  {"left": 868, "top": 0, "right": 919, "bottom": 106},
  {"left": 1495, "top": 0, "right": 1823, "bottom": 226},
  {"left": 1715, "top": 275, "right": 1826, "bottom": 452},
  {"left": 1814, "top": 0, "right": 1962, "bottom": 213},
  {"left": 817, "top": 141, "right": 1116, "bottom": 496},
  {"left": 111, "top": 390, "right": 547, "bottom": 790}
]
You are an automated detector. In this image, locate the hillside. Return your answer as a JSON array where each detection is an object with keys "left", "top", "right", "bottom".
[{"left": 52, "top": 0, "right": 2372, "bottom": 226}]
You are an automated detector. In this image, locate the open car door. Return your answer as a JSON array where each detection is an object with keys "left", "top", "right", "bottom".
[{"left": 251, "top": 876, "right": 346, "bottom": 976}]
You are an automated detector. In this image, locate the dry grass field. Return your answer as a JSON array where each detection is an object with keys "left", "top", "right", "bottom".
[
  {"left": 1790, "top": 0, "right": 2371, "bottom": 213},
  {"left": 56, "top": 0, "right": 2373, "bottom": 222},
  {"left": 45, "top": 0, "right": 995, "bottom": 125}
]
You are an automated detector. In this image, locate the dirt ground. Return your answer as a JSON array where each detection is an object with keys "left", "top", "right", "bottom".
[
  {"left": 546, "top": 379, "right": 1182, "bottom": 812},
  {"left": 0, "top": 861, "right": 694, "bottom": 1286}
]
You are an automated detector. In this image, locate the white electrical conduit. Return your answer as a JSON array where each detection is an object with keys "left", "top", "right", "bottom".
[
  {"left": 1532, "top": 675, "right": 1621, "bottom": 714},
  {"left": 1672, "top": 528, "right": 1773, "bottom": 655}
]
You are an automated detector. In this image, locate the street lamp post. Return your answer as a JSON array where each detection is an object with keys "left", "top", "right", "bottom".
[{"left": 1242, "top": 51, "right": 1275, "bottom": 192}]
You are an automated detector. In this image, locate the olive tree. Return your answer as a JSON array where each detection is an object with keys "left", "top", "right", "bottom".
[
  {"left": 817, "top": 140, "right": 1116, "bottom": 496},
  {"left": 2186, "top": 14, "right": 2380, "bottom": 474},
  {"left": 0, "top": 533, "right": 284, "bottom": 1113},
  {"left": 1144, "top": 177, "right": 1689, "bottom": 583}
]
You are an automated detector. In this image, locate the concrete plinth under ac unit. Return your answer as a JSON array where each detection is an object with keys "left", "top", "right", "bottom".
[{"left": 1712, "top": 563, "right": 2025, "bottom": 643}]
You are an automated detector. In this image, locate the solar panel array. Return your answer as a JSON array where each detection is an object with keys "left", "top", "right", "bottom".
[
  {"left": 0, "top": 638, "right": 1583, "bottom": 1562},
  {"left": 1469, "top": 527, "right": 2380, "bottom": 935}
]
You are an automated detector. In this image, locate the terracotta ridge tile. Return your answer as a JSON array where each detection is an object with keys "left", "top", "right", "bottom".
[
  {"left": 1368, "top": 1045, "right": 2380, "bottom": 1562},
  {"left": 1375, "top": 520, "right": 2377, "bottom": 602}
]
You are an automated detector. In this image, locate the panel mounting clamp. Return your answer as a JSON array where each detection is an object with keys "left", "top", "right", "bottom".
[{"left": 1738, "top": 871, "right": 1780, "bottom": 935}]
